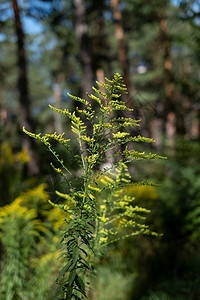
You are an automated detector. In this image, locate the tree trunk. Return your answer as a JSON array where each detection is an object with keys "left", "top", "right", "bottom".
[
  {"left": 53, "top": 82, "right": 62, "bottom": 135},
  {"left": 159, "top": 17, "right": 176, "bottom": 142},
  {"left": 11, "top": 0, "right": 39, "bottom": 176},
  {"left": 74, "top": 0, "right": 93, "bottom": 97},
  {"left": 111, "top": 0, "right": 130, "bottom": 92},
  {"left": 92, "top": 0, "right": 111, "bottom": 76},
  {"left": 149, "top": 36, "right": 163, "bottom": 148}
]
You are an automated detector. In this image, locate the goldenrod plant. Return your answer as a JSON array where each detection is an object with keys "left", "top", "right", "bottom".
[
  {"left": 0, "top": 198, "right": 38, "bottom": 300},
  {"left": 0, "top": 185, "right": 63, "bottom": 300},
  {"left": 0, "top": 143, "right": 30, "bottom": 205},
  {"left": 24, "top": 73, "right": 166, "bottom": 299}
]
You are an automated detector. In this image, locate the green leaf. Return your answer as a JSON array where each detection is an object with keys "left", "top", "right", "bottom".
[
  {"left": 72, "top": 248, "right": 79, "bottom": 266},
  {"left": 79, "top": 247, "right": 88, "bottom": 257},
  {"left": 75, "top": 275, "right": 86, "bottom": 296},
  {"left": 54, "top": 284, "right": 63, "bottom": 298},
  {"left": 66, "top": 287, "right": 73, "bottom": 300},
  {"left": 66, "top": 220, "right": 76, "bottom": 232},
  {"left": 59, "top": 261, "right": 72, "bottom": 277},
  {"left": 79, "top": 260, "right": 92, "bottom": 271},
  {"left": 80, "top": 235, "right": 90, "bottom": 247},
  {"left": 69, "top": 269, "right": 76, "bottom": 286}
]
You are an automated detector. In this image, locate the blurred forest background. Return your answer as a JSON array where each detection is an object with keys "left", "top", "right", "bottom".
[{"left": 0, "top": 0, "right": 200, "bottom": 299}]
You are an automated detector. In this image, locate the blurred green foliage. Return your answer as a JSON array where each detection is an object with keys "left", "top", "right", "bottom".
[
  {"left": 96, "top": 139, "right": 200, "bottom": 300},
  {"left": 0, "top": 152, "right": 65, "bottom": 299}
]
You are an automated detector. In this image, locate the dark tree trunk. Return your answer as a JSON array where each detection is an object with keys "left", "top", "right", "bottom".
[
  {"left": 92, "top": 0, "right": 111, "bottom": 76},
  {"left": 11, "top": 0, "right": 39, "bottom": 176},
  {"left": 53, "top": 82, "right": 62, "bottom": 135},
  {"left": 149, "top": 36, "right": 163, "bottom": 148},
  {"left": 74, "top": 0, "right": 93, "bottom": 97},
  {"left": 111, "top": 0, "right": 130, "bottom": 92},
  {"left": 159, "top": 17, "right": 177, "bottom": 141}
]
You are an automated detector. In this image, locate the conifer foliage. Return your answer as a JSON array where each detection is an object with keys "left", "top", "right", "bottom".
[{"left": 24, "top": 73, "right": 165, "bottom": 299}]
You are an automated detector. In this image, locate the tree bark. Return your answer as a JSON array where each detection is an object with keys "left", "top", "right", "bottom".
[{"left": 11, "top": 0, "right": 39, "bottom": 176}]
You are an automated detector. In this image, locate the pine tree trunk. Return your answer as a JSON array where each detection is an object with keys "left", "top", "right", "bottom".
[
  {"left": 53, "top": 82, "right": 62, "bottom": 135},
  {"left": 92, "top": 0, "right": 111, "bottom": 77},
  {"left": 149, "top": 36, "right": 163, "bottom": 148},
  {"left": 111, "top": 0, "right": 130, "bottom": 92},
  {"left": 12, "top": 0, "right": 39, "bottom": 176},
  {"left": 159, "top": 17, "right": 177, "bottom": 142},
  {"left": 74, "top": 0, "right": 93, "bottom": 97}
]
